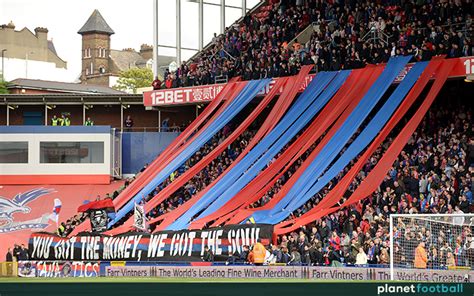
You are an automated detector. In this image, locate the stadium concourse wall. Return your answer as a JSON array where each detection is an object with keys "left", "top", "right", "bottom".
[
  {"left": 121, "top": 131, "right": 179, "bottom": 174},
  {"left": 14, "top": 261, "right": 474, "bottom": 282},
  {"left": 0, "top": 182, "right": 125, "bottom": 264},
  {"left": 0, "top": 126, "right": 112, "bottom": 185}
]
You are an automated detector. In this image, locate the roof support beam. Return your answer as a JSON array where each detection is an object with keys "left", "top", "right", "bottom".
[
  {"left": 83, "top": 103, "right": 86, "bottom": 126},
  {"left": 6, "top": 104, "right": 9, "bottom": 126},
  {"left": 152, "top": 0, "right": 159, "bottom": 78},
  {"left": 198, "top": 0, "right": 204, "bottom": 51},
  {"left": 44, "top": 104, "right": 48, "bottom": 126},
  {"left": 176, "top": 0, "right": 182, "bottom": 65},
  {"left": 221, "top": 0, "right": 226, "bottom": 34}
]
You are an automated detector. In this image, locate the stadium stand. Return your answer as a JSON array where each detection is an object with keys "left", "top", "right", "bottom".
[
  {"left": 10, "top": 1, "right": 471, "bottom": 273},
  {"left": 163, "top": 0, "right": 473, "bottom": 88}
]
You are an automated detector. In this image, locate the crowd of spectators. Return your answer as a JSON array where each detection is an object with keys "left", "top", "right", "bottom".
[
  {"left": 268, "top": 209, "right": 473, "bottom": 268},
  {"left": 263, "top": 98, "right": 474, "bottom": 268},
  {"left": 145, "top": 127, "right": 256, "bottom": 224},
  {"left": 393, "top": 216, "right": 473, "bottom": 268},
  {"left": 56, "top": 213, "right": 88, "bottom": 238},
  {"left": 161, "top": 0, "right": 473, "bottom": 88},
  {"left": 54, "top": 113, "right": 238, "bottom": 234},
  {"left": 52, "top": 68, "right": 473, "bottom": 271},
  {"left": 54, "top": 175, "right": 139, "bottom": 237},
  {"left": 282, "top": 104, "right": 473, "bottom": 220}
]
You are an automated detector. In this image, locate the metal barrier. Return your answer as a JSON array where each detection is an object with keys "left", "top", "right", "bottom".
[{"left": 0, "top": 262, "right": 18, "bottom": 277}]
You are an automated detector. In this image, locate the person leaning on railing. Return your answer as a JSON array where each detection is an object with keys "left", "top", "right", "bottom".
[{"left": 3, "top": 248, "right": 14, "bottom": 276}]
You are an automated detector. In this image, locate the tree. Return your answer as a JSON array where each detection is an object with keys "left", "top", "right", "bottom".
[
  {"left": 0, "top": 79, "right": 8, "bottom": 94},
  {"left": 114, "top": 67, "right": 153, "bottom": 94}
]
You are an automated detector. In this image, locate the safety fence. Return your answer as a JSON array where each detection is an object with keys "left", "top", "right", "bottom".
[{"left": 0, "top": 262, "right": 18, "bottom": 277}]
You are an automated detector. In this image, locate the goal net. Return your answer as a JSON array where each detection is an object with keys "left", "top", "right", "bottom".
[{"left": 389, "top": 214, "right": 474, "bottom": 280}]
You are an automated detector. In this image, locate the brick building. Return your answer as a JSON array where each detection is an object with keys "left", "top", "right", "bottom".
[
  {"left": 0, "top": 10, "right": 191, "bottom": 128},
  {"left": 0, "top": 21, "right": 70, "bottom": 81},
  {"left": 78, "top": 10, "right": 174, "bottom": 88}
]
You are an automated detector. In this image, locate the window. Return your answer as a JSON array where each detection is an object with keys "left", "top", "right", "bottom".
[
  {"left": 99, "top": 66, "right": 106, "bottom": 74},
  {"left": 97, "top": 47, "right": 106, "bottom": 58},
  {"left": 0, "top": 142, "right": 28, "bottom": 163},
  {"left": 40, "top": 142, "right": 104, "bottom": 164},
  {"left": 84, "top": 47, "right": 91, "bottom": 58},
  {"left": 86, "top": 68, "right": 90, "bottom": 75}
]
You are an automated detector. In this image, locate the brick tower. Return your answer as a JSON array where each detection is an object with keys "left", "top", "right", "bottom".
[{"left": 78, "top": 9, "right": 114, "bottom": 86}]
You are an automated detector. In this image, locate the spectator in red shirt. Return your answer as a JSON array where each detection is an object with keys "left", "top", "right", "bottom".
[
  {"left": 152, "top": 76, "right": 162, "bottom": 90},
  {"left": 329, "top": 231, "right": 341, "bottom": 251}
]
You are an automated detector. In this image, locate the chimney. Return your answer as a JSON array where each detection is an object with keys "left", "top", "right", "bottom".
[
  {"left": 140, "top": 44, "right": 153, "bottom": 60},
  {"left": 1, "top": 21, "right": 15, "bottom": 31},
  {"left": 34, "top": 27, "right": 48, "bottom": 40}
]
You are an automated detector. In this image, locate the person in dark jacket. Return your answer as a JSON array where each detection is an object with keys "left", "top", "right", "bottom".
[
  {"left": 271, "top": 244, "right": 282, "bottom": 263},
  {"left": 239, "top": 245, "right": 249, "bottom": 263},
  {"left": 287, "top": 235, "right": 297, "bottom": 251},
  {"left": 302, "top": 244, "right": 311, "bottom": 265},
  {"left": 279, "top": 247, "right": 290, "bottom": 264},
  {"left": 327, "top": 246, "right": 342, "bottom": 266},
  {"left": 319, "top": 221, "right": 330, "bottom": 243},
  {"left": 226, "top": 250, "right": 240, "bottom": 265},
  {"left": 5, "top": 248, "right": 13, "bottom": 276},
  {"left": 202, "top": 245, "right": 214, "bottom": 262},
  {"left": 289, "top": 247, "right": 302, "bottom": 265},
  {"left": 5, "top": 248, "right": 13, "bottom": 262},
  {"left": 310, "top": 245, "right": 324, "bottom": 265},
  {"left": 13, "top": 244, "right": 21, "bottom": 261},
  {"left": 19, "top": 245, "right": 29, "bottom": 260}
]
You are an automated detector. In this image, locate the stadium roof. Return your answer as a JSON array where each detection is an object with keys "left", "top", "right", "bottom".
[
  {"left": 78, "top": 9, "right": 115, "bottom": 35},
  {"left": 8, "top": 78, "right": 125, "bottom": 94},
  {"left": 0, "top": 93, "right": 143, "bottom": 106}
]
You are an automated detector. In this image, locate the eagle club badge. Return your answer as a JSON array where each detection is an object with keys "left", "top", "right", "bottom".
[{"left": 0, "top": 188, "right": 55, "bottom": 233}]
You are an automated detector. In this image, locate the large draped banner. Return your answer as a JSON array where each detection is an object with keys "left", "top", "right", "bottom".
[
  {"left": 29, "top": 224, "right": 273, "bottom": 262},
  {"left": 143, "top": 56, "right": 474, "bottom": 106}
]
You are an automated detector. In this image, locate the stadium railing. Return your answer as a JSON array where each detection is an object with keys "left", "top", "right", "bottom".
[{"left": 0, "top": 262, "right": 18, "bottom": 277}]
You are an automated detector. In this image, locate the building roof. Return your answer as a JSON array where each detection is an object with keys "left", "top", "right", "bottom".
[
  {"left": 0, "top": 25, "right": 67, "bottom": 69},
  {"left": 8, "top": 78, "right": 125, "bottom": 94},
  {"left": 110, "top": 49, "right": 147, "bottom": 72},
  {"left": 78, "top": 9, "right": 114, "bottom": 35},
  {"left": 47, "top": 40, "right": 57, "bottom": 55}
]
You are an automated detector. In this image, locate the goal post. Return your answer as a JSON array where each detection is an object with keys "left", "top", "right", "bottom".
[{"left": 389, "top": 213, "right": 474, "bottom": 281}]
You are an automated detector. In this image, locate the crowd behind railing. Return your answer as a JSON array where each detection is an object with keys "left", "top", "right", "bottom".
[
  {"left": 46, "top": 113, "right": 190, "bottom": 132},
  {"left": 27, "top": 34, "right": 474, "bottom": 272},
  {"left": 51, "top": 76, "right": 473, "bottom": 265},
  {"left": 151, "top": 0, "right": 473, "bottom": 90}
]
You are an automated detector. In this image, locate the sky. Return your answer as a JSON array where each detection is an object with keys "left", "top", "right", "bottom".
[{"left": 0, "top": 0, "right": 259, "bottom": 82}]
